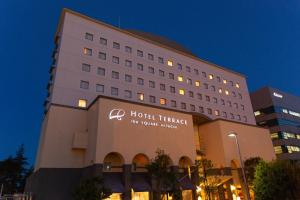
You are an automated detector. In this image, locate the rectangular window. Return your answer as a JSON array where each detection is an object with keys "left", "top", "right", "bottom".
[
  {"left": 230, "top": 81, "right": 234, "bottom": 86},
  {"left": 96, "top": 84, "right": 104, "bottom": 93},
  {"left": 111, "top": 87, "right": 118, "bottom": 96},
  {"left": 228, "top": 101, "right": 232, "bottom": 107},
  {"left": 99, "top": 52, "right": 106, "bottom": 60},
  {"left": 195, "top": 81, "right": 200, "bottom": 87},
  {"left": 177, "top": 63, "right": 182, "bottom": 70},
  {"left": 171, "top": 100, "right": 176, "bottom": 107},
  {"left": 194, "top": 69, "right": 199, "bottom": 75},
  {"left": 223, "top": 79, "right": 227, "bottom": 84},
  {"left": 82, "top": 63, "right": 91, "bottom": 72},
  {"left": 148, "top": 53, "right": 154, "bottom": 60},
  {"left": 78, "top": 99, "right": 87, "bottom": 108},
  {"left": 125, "top": 46, "right": 132, "bottom": 53},
  {"left": 230, "top": 113, "right": 234, "bottom": 119},
  {"left": 241, "top": 104, "right": 245, "bottom": 110},
  {"left": 225, "top": 90, "right": 229, "bottom": 95},
  {"left": 83, "top": 48, "right": 92, "bottom": 56},
  {"left": 112, "top": 71, "right": 119, "bottom": 79},
  {"left": 221, "top": 99, "right": 225, "bottom": 105},
  {"left": 125, "top": 60, "right": 132, "bottom": 67},
  {"left": 190, "top": 104, "right": 195, "bottom": 111},
  {"left": 197, "top": 93, "right": 202, "bottom": 100},
  {"left": 138, "top": 93, "right": 144, "bottom": 101},
  {"left": 207, "top": 108, "right": 212, "bottom": 115},
  {"left": 112, "top": 56, "right": 119, "bottom": 64},
  {"left": 97, "top": 67, "right": 105, "bottom": 76},
  {"left": 217, "top": 76, "right": 221, "bottom": 82},
  {"left": 167, "top": 60, "right": 173, "bottom": 66},
  {"left": 208, "top": 74, "right": 213, "bottom": 80},
  {"left": 169, "top": 73, "right": 174, "bottom": 80},
  {"left": 236, "top": 83, "right": 240, "bottom": 88},
  {"left": 100, "top": 37, "right": 107, "bottom": 45},
  {"left": 170, "top": 86, "right": 175, "bottom": 93},
  {"left": 218, "top": 88, "right": 222, "bottom": 94},
  {"left": 205, "top": 95, "right": 210, "bottom": 102},
  {"left": 137, "top": 78, "right": 144, "bottom": 85},
  {"left": 187, "top": 78, "right": 192, "bottom": 85},
  {"left": 149, "top": 96, "right": 156, "bottom": 103},
  {"left": 237, "top": 115, "right": 241, "bottom": 120},
  {"left": 158, "top": 57, "right": 164, "bottom": 64},
  {"left": 178, "top": 76, "right": 183, "bottom": 82},
  {"left": 137, "top": 63, "right": 144, "bottom": 71},
  {"left": 80, "top": 80, "right": 89, "bottom": 89},
  {"left": 160, "top": 98, "right": 166, "bottom": 105},
  {"left": 125, "top": 74, "right": 132, "bottom": 82},
  {"left": 149, "top": 81, "right": 155, "bottom": 88},
  {"left": 215, "top": 110, "right": 220, "bottom": 116},
  {"left": 160, "top": 84, "right": 166, "bottom": 91},
  {"left": 204, "top": 83, "right": 208, "bottom": 89},
  {"left": 179, "top": 89, "right": 185, "bottom": 95},
  {"left": 232, "top": 91, "right": 236, "bottom": 97},
  {"left": 222, "top": 112, "right": 227, "bottom": 118},
  {"left": 124, "top": 90, "right": 132, "bottom": 98},
  {"left": 202, "top": 72, "right": 207, "bottom": 78},
  {"left": 85, "top": 33, "right": 93, "bottom": 41},
  {"left": 113, "top": 42, "right": 120, "bottom": 49},
  {"left": 181, "top": 102, "right": 186, "bottom": 109},
  {"left": 199, "top": 106, "right": 204, "bottom": 113},
  {"left": 159, "top": 70, "right": 165, "bottom": 77},
  {"left": 213, "top": 97, "right": 217, "bottom": 103},
  {"left": 189, "top": 91, "right": 194, "bottom": 98},
  {"left": 148, "top": 66, "right": 155, "bottom": 74},
  {"left": 186, "top": 66, "right": 191, "bottom": 72},
  {"left": 211, "top": 85, "right": 216, "bottom": 91},
  {"left": 137, "top": 50, "right": 143, "bottom": 57}
]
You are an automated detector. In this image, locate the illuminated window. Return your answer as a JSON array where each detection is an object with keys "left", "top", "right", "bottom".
[
  {"left": 113, "top": 42, "right": 120, "bottom": 49},
  {"left": 83, "top": 48, "right": 92, "bottom": 56},
  {"left": 160, "top": 98, "right": 166, "bottom": 105},
  {"left": 223, "top": 79, "right": 227, "bottom": 84},
  {"left": 208, "top": 74, "right": 213, "bottom": 80},
  {"left": 287, "top": 146, "right": 300, "bottom": 153},
  {"left": 218, "top": 88, "right": 222, "bottom": 94},
  {"left": 235, "top": 83, "right": 240, "bottom": 88},
  {"left": 195, "top": 81, "right": 200, "bottom": 87},
  {"left": 254, "top": 111, "right": 261, "bottom": 116},
  {"left": 274, "top": 146, "right": 283, "bottom": 154},
  {"left": 78, "top": 99, "right": 87, "bottom": 108},
  {"left": 179, "top": 89, "right": 185, "bottom": 95},
  {"left": 85, "top": 33, "right": 93, "bottom": 41},
  {"left": 178, "top": 76, "right": 184, "bottom": 82},
  {"left": 225, "top": 90, "right": 229, "bottom": 95},
  {"left": 282, "top": 109, "right": 288, "bottom": 114},
  {"left": 100, "top": 37, "right": 107, "bottom": 45},
  {"left": 138, "top": 93, "right": 144, "bottom": 101},
  {"left": 167, "top": 60, "right": 173, "bottom": 66},
  {"left": 215, "top": 110, "right": 220, "bottom": 116}
]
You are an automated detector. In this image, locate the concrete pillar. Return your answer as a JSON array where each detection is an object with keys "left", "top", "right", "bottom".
[{"left": 122, "top": 164, "right": 132, "bottom": 200}]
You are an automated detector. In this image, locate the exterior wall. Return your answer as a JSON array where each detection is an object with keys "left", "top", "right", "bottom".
[
  {"left": 198, "top": 120, "right": 276, "bottom": 168},
  {"left": 46, "top": 9, "right": 256, "bottom": 125},
  {"left": 35, "top": 106, "right": 87, "bottom": 169}
]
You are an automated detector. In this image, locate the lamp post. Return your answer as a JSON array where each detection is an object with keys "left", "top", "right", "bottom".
[{"left": 228, "top": 131, "right": 251, "bottom": 200}]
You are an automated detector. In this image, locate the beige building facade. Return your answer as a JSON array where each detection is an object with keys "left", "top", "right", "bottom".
[{"left": 27, "top": 8, "right": 275, "bottom": 200}]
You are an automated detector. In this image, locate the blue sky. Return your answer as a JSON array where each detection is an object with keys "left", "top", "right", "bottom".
[{"left": 1, "top": 0, "right": 299, "bottom": 164}]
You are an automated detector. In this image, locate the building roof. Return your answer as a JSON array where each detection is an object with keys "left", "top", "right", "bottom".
[{"left": 56, "top": 8, "right": 246, "bottom": 78}]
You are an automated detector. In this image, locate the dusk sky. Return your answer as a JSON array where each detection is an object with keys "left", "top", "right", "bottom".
[{"left": 1, "top": 0, "right": 300, "bottom": 164}]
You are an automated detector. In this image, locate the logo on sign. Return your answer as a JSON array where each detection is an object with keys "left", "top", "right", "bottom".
[{"left": 109, "top": 109, "right": 126, "bottom": 120}]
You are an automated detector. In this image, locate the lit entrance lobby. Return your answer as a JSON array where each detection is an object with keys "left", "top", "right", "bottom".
[{"left": 26, "top": 97, "right": 275, "bottom": 200}]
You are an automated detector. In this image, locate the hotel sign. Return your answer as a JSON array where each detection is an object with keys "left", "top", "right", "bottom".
[{"left": 108, "top": 108, "right": 188, "bottom": 129}]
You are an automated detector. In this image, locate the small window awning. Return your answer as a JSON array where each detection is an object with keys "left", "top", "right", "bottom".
[
  {"left": 131, "top": 173, "right": 151, "bottom": 192},
  {"left": 103, "top": 173, "right": 125, "bottom": 193},
  {"left": 179, "top": 176, "right": 196, "bottom": 190}
]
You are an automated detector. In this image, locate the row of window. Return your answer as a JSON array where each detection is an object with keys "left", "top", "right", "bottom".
[
  {"left": 77, "top": 97, "right": 247, "bottom": 122},
  {"left": 81, "top": 62, "right": 243, "bottom": 99},
  {"left": 270, "top": 131, "right": 300, "bottom": 140},
  {"left": 79, "top": 80, "right": 245, "bottom": 110},
  {"left": 255, "top": 106, "right": 300, "bottom": 118},
  {"left": 274, "top": 145, "right": 300, "bottom": 154},
  {"left": 84, "top": 32, "right": 241, "bottom": 88}
]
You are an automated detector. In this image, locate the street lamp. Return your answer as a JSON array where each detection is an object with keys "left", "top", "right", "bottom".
[{"left": 228, "top": 131, "right": 251, "bottom": 200}]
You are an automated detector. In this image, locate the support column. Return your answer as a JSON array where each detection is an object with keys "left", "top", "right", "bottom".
[{"left": 122, "top": 164, "right": 132, "bottom": 200}]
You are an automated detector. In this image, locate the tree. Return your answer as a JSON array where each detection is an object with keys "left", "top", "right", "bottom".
[
  {"left": 73, "top": 176, "right": 112, "bottom": 200},
  {"left": 0, "top": 144, "right": 32, "bottom": 194},
  {"left": 254, "top": 160, "right": 300, "bottom": 200},
  {"left": 146, "top": 149, "right": 180, "bottom": 200},
  {"left": 244, "top": 157, "right": 262, "bottom": 188}
]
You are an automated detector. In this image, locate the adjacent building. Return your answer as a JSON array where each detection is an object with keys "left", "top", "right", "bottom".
[
  {"left": 251, "top": 87, "right": 300, "bottom": 160},
  {"left": 25, "top": 9, "right": 275, "bottom": 200}
]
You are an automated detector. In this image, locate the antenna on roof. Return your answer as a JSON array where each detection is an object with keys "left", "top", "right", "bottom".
[{"left": 118, "top": 16, "right": 121, "bottom": 28}]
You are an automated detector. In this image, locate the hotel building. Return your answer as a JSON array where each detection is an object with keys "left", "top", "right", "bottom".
[
  {"left": 251, "top": 87, "right": 300, "bottom": 160},
  {"left": 25, "top": 9, "right": 275, "bottom": 200}
]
